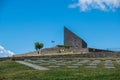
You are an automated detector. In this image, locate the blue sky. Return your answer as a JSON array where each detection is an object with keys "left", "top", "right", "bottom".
[{"left": 0, "top": 0, "right": 120, "bottom": 56}]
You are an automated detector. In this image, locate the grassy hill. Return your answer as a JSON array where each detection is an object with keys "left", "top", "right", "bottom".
[
  {"left": 14, "top": 51, "right": 76, "bottom": 57},
  {"left": 0, "top": 60, "right": 120, "bottom": 80}
]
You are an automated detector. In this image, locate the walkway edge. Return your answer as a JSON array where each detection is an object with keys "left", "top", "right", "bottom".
[{"left": 16, "top": 61, "right": 49, "bottom": 70}]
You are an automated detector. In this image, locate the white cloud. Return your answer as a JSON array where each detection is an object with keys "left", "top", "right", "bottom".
[
  {"left": 69, "top": 0, "right": 120, "bottom": 12},
  {"left": 0, "top": 45, "right": 15, "bottom": 57}
]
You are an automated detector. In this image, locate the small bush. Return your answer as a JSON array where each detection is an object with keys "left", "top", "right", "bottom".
[{"left": 57, "top": 45, "right": 71, "bottom": 49}]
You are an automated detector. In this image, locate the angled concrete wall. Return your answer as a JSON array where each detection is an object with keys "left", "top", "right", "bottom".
[{"left": 64, "top": 27, "right": 87, "bottom": 48}]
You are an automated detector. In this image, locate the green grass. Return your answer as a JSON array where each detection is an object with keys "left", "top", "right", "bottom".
[
  {"left": 41, "top": 52, "right": 75, "bottom": 56},
  {"left": 0, "top": 60, "right": 120, "bottom": 80}
]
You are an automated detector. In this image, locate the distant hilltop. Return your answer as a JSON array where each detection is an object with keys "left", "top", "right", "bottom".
[{"left": 14, "top": 26, "right": 114, "bottom": 57}]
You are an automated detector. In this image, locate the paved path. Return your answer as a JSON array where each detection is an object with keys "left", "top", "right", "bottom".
[{"left": 16, "top": 61, "right": 49, "bottom": 70}]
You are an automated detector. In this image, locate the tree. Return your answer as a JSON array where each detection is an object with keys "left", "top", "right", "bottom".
[{"left": 35, "top": 42, "right": 44, "bottom": 54}]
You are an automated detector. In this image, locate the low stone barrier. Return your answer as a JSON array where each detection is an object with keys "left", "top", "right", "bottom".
[{"left": 1, "top": 52, "right": 120, "bottom": 61}]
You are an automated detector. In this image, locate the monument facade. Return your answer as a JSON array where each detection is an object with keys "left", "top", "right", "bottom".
[
  {"left": 64, "top": 27, "right": 87, "bottom": 48},
  {"left": 40, "top": 26, "right": 112, "bottom": 54}
]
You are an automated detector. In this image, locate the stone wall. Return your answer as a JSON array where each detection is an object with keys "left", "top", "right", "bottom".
[
  {"left": 88, "top": 48, "right": 113, "bottom": 52},
  {"left": 41, "top": 48, "right": 59, "bottom": 54},
  {"left": 41, "top": 47, "right": 114, "bottom": 54},
  {"left": 2, "top": 52, "right": 120, "bottom": 61},
  {"left": 10, "top": 52, "right": 120, "bottom": 61},
  {"left": 41, "top": 47, "right": 89, "bottom": 54},
  {"left": 41, "top": 47, "right": 113, "bottom": 54}
]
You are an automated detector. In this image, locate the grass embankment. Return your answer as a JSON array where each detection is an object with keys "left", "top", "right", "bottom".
[
  {"left": 0, "top": 60, "right": 120, "bottom": 80},
  {"left": 14, "top": 52, "right": 76, "bottom": 57},
  {"left": 42, "top": 52, "right": 75, "bottom": 56}
]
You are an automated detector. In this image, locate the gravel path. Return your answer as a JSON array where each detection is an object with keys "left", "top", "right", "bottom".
[{"left": 16, "top": 61, "right": 49, "bottom": 70}]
